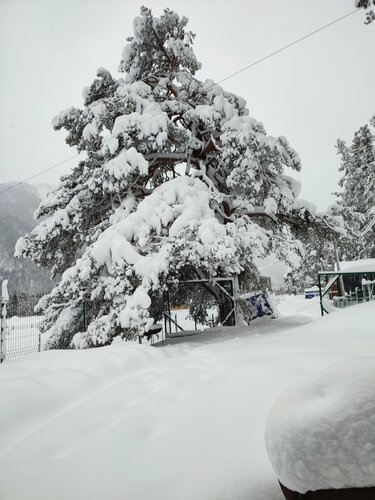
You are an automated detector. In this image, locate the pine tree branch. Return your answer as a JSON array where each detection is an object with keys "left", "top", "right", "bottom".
[{"left": 144, "top": 152, "right": 189, "bottom": 162}]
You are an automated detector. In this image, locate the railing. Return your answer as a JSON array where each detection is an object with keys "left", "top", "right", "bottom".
[
  {"left": 332, "top": 283, "right": 375, "bottom": 309},
  {"left": 318, "top": 271, "right": 375, "bottom": 316}
]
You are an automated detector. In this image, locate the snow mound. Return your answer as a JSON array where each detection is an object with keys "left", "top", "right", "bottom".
[
  {"left": 265, "top": 357, "right": 375, "bottom": 493},
  {"left": 275, "top": 294, "right": 321, "bottom": 321}
]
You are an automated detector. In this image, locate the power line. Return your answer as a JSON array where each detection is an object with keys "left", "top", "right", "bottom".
[
  {"left": 0, "top": 9, "right": 359, "bottom": 197},
  {"left": 214, "top": 9, "right": 359, "bottom": 88},
  {"left": 0, "top": 154, "right": 80, "bottom": 195}
]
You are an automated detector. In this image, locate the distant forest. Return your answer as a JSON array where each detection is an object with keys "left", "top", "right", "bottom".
[{"left": 0, "top": 183, "right": 54, "bottom": 298}]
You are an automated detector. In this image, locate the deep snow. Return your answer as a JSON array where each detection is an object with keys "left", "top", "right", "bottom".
[
  {"left": 266, "top": 357, "right": 375, "bottom": 492},
  {"left": 0, "top": 297, "right": 374, "bottom": 500}
]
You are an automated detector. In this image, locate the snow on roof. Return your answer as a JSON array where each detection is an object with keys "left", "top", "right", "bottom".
[
  {"left": 320, "top": 259, "right": 375, "bottom": 274},
  {"left": 338, "top": 258, "right": 375, "bottom": 273},
  {"left": 265, "top": 357, "right": 375, "bottom": 493}
]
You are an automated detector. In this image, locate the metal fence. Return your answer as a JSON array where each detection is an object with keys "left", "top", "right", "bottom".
[
  {"left": 0, "top": 296, "right": 210, "bottom": 359},
  {"left": 1, "top": 290, "right": 46, "bottom": 362},
  {"left": 332, "top": 282, "right": 375, "bottom": 309},
  {"left": 318, "top": 270, "right": 375, "bottom": 316},
  {"left": 0, "top": 284, "right": 225, "bottom": 358}
]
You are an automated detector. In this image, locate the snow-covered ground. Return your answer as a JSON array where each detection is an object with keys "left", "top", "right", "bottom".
[{"left": 0, "top": 296, "right": 374, "bottom": 500}]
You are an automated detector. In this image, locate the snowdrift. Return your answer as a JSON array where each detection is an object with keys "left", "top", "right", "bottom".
[{"left": 0, "top": 298, "right": 374, "bottom": 500}]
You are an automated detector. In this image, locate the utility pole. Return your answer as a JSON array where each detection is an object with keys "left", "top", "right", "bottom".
[
  {"left": 233, "top": 275, "right": 240, "bottom": 326},
  {"left": 333, "top": 241, "right": 346, "bottom": 297}
]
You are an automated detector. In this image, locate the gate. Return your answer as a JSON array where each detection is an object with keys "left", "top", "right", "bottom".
[{"left": 163, "top": 277, "right": 239, "bottom": 339}]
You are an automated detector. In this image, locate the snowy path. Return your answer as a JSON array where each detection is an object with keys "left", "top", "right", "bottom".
[{"left": 0, "top": 297, "right": 374, "bottom": 500}]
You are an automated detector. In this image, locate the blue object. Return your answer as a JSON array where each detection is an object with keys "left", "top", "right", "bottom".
[{"left": 245, "top": 292, "right": 274, "bottom": 320}]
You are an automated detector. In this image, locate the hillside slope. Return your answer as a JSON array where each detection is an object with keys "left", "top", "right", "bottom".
[{"left": 0, "top": 183, "right": 53, "bottom": 295}]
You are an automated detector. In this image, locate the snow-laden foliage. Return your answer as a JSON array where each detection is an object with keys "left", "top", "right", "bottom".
[
  {"left": 283, "top": 200, "right": 352, "bottom": 292},
  {"left": 335, "top": 121, "right": 375, "bottom": 260},
  {"left": 356, "top": 0, "right": 375, "bottom": 24},
  {"left": 284, "top": 238, "right": 335, "bottom": 294},
  {"left": 16, "top": 7, "right": 345, "bottom": 348},
  {"left": 287, "top": 119, "right": 375, "bottom": 287}
]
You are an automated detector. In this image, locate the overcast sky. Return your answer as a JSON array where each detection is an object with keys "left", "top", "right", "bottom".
[{"left": 0, "top": 0, "right": 374, "bottom": 210}]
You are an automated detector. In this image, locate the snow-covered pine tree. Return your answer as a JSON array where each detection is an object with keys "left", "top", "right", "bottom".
[
  {"left": 16, "top": 7, "right": 345, "bottom": 348},
  {"left": 335, "top": 123, "right": 375, "bottom": 260},
  {"left": 284, "top": 238, "right": 335, "bottom": 294}
]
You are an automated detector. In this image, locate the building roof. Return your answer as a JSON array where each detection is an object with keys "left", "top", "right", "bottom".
[{"left": 338, "top": 259, "right": 375, "bottom": 273}]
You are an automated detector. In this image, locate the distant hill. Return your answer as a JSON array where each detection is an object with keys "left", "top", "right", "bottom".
[{"left": 0, "top": 182, "right": 54, "bottom": 297}]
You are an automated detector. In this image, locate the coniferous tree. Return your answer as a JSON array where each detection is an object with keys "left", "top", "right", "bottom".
[
  {"left": 284, "top": 238, "right": 336, "bottom": 294},
  {"left": 16, "top": 7, "right": 345, "bottom": 348},
  {"left": 335, "top": 123, "right": 375, "bottom": 260}
]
